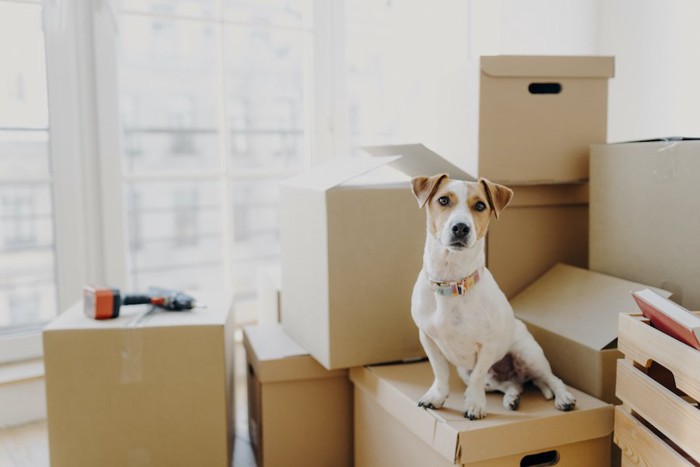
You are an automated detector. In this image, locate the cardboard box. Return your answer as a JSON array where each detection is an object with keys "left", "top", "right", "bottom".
[
  {"left": 351, "top": 361, "right": 613, "bottom": 467},
  {"left": 475, "top": 55, "right": 614, "bottom": 184},
  {"left": 244, "top": 324, "right": 352, "bottom": 467},
  {"left": 280, "top": 144, "right": 472, "bottom": 369},
  {"left": 511, "top": 264, "right": 670, "bottom": 404},
  {"left": 590, "top": 139, "right": 700, "bottom": 310},
  {"left": 257, "top": 265, "right": 282, "bottom": 324},
  {"left": 43, "top": 297, "right": 235, "bottom": 467},
  {"left": 486, "top": 183, "right": 589, "bottom": 298}
]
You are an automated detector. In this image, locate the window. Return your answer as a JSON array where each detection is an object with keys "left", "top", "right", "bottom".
[
  {"left": 0, "top": 0, "right": 57, "bottom": 331},
  {"left": 117, "top": 1, "right": 313, "bottom": 300}
]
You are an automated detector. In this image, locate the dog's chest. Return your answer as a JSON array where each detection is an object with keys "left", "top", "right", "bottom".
[{"left": 417, "top": 293, "right": 503, "bottom": 366}]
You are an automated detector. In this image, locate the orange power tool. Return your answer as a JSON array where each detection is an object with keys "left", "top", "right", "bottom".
[{"left": 83, "top": 285, "right": 195, "bottom": 320}]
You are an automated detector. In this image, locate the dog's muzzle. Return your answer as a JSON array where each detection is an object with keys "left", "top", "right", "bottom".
[{"left": 447, "top": 222, "right": 471, "bottom": 249}]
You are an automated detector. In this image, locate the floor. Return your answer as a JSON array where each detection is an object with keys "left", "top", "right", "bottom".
[{"left": 0, "top": 337, "right": 257, "bottom": 467}]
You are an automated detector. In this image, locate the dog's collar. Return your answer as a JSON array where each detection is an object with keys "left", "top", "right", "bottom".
[{"left": 429, "top": 268, "right": 481, "bottom": 297}]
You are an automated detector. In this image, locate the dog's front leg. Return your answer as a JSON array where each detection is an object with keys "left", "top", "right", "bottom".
[
  {"left": 463, "top": 346, "right": 499, "bottom": 420},
  {"left": 417, "top": 330, "right": 450, "bottom": 409}
]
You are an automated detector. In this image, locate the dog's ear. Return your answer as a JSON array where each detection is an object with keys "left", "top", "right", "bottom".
[
  {"left": 479, "top": 178, "right": 513, "bottom": 219},
  {"left": 411, "top": 173, "right": 448, "bottom": 208}
]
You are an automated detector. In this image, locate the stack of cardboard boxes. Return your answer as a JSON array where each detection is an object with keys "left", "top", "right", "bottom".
[
  {"left": 244, "top": 55, "right": 683, "bottom": 466},
  {"left": 39, "top": 54, "right": 699, "bottom": 466}
]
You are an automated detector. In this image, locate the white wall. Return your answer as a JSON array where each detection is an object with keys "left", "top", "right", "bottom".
[{"left": 597, "top": 0, "right": 700, "bottom": 141}]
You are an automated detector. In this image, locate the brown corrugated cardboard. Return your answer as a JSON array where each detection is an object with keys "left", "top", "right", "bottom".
[
  {"left": 351, "top": 361, "right": 613, "bottom": 466},
  {"left": 43, "top": 297, "right": 235, "bottom": 467},
  {"left": 511, "top": 264, "right": 671, "bottom": 404},
  {"left": 477, "top": 55, "right": 614, "bottom": 184},
  {"left": 244, "top": 324, "right": 352, "bottom": 467},
  {"left": 590, "top": 139, "right": 700, "bottom": 310},
  {"left": 280, "top": 144, "right": 472, "bottom": 369},
  {"left": 486, "top": 183, "right": 589, "bottom": 298}
]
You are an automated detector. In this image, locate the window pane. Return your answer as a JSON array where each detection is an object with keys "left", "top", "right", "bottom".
[
  {"left": 0, "top": 3, "right": 49, "bottom": 130},
  {"left": 0, "top": 184, "right": 56, "bottom": 327},
  {"left": 126, "top": 180, "right": 226, "bottom": 293},
  {"left": 0, "top": 2, "right": 56, "bottom": 329},
  {"left": 0, "top": 129, "right": 49, "bottom": 177},
  {"left": 230, "top": 178, "right": 280, "bottom": 298},
  {"left": 119, "top": 15, "right": 220, "bottom": 174},
  {"left": 120, "top": 0, "right": 217, "bottom": 18},
  {"left": 224, "top": 0, "right": 311, "bottom": 28},
  {"left": 225, "top": 26, "right": 308, "bottom": 171}
]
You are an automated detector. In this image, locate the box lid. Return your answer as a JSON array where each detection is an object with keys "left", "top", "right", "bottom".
[
  {"left": 244, "top": 324, "right": 347, "bottom": 383},
  {"left": 351, "top": 361, "right": 612, "bottom": 465},
  {"left": 44, "top": 294, "right": 232, "bottom": 332},
  {"left": 512, "top": 264, "right": 671, "bottom": 351},
  {"left": 283, "top": 155, "right": 402, "bottom": 192},
  {"left": 362, "top": 143, "right": 475, "bottom": 181},
  {"left": 599, "top": 136, "right": 700, "bottom": 145},
  {"left": 481, "top": 55, "right": 615, "bottom": 79}
]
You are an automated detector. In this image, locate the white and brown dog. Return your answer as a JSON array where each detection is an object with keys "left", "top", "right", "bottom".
[{"left": 410, "top": 174, "right": 576, "bottom": 420}]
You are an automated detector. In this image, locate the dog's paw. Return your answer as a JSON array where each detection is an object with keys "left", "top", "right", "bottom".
[
  {"left": 463, "top": 395, "right": 487, "bottom": 420},
  {"left": 417, "top": 387, "right": 448, "bottom": 410},
  {"left": 554, "top": 390, "right": 576, "bottom": 411},
  {"left": 503, "top": 393, "right": 520, "bottom": 411}
]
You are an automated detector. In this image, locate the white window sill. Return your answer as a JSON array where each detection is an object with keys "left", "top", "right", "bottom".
[
  {"left": 0, "top": 359, "right": 44, "bottom": 387},
  {"left": 0, "top": 358, "right": 46, "bottom": 428}
]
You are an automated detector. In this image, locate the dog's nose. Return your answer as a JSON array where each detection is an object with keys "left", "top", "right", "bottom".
[{"left": 451, "top": 222, "right": 470, "bottom": 239}]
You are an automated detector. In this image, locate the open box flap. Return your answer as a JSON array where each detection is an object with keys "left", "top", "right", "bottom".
[
  {"left": 511, "top": 264, "right": 671, "bottom": 351},
  {"left": 481, "top": 55, "right": 615, "bottom": 79},
  {"left": 362, "top": 143, "right": 475, "bottom": 181},
  {"left": 283, "top": 155, "right": 402, "bottom": 192}
]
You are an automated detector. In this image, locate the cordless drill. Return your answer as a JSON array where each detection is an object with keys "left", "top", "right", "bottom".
[{"left": 83, "top": 285, "right": 196, "bottom": 320}]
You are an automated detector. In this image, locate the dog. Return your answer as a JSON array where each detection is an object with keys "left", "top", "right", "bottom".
[{"left": 410, "top": 173, "right": 576, "bottom": 420}]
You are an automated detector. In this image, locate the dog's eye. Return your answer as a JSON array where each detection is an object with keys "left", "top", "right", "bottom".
[
  {"left": 474, "top": 201, "right": 487, "bottom": 212},
  {"left": 437, "top": 196, "right": 450, "bottom": 206}
]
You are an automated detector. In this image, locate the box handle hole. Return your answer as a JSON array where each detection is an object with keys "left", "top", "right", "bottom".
[
  {"left": 520, "top": 449, "right": 559, "bottom": 466},
  {"left": 248, "top": 363, "right": 255, "bottom": 377},
  {"left": 528, "top": 83, "right": 562, "bottom": 94}
]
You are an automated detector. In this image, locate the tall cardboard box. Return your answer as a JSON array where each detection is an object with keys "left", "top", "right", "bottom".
[
  {"left": 244, "top": 324, "right": 352, "bottom": 467},
  {"left": 352, "top": 361, "right": 613, "bottom": 467},
  {"left": 43, "top": 298, "right": 235, "bottom": 467},
  {"left": 280, "top": 145, "right": 472, "bottom": 369},
  {"left": 486, "top": 183, "right": 589, "bottom": 298},
  {"left": 475, "top": 55, "right": 614, "bottom": 183},
  {"left": 590, "top": 139, "right": 700, "bottom": 309},
  {"left": 511, "top": 264, "right": 670, "bottom": 404}
]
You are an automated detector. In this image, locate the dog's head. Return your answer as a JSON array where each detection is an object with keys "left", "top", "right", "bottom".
[{"left": 411, "top": 174, "right": 513, "bottom": 251}]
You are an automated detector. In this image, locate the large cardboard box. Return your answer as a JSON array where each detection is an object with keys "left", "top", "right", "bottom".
[
  {"left": 280, "top": 145, "right": 472, "bottom": 369},
  {"left": 474, "top": 56, "right": 614, "bottom": 184},
  {"left": 486, "top": 183, "right": 589, "bottom": 298},
  {"left": 590, "top": 139, "right": 700, "bottom": 309},
  {"left": 43, "top": 298, "right": 235, "bottom": 467},
  {"left": 511, "top": 264, "right": 670, "bottom": 404},
  {"left": 351, "top": 361, "right": 613, "bottom": 467},
  {"left": 244, "top": 324, "right": 352, "bottom": 467}
]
